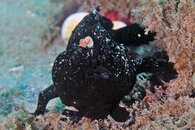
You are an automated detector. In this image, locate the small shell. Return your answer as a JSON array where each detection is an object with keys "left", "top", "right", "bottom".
[
  {"left": 112, "top": 20, "right": 127, "bottom": 30},
  {"left": 65, "top": 106, "right": 79, "bottom": 112},
  {"left": 9, "top": 65, "right": 24, "bottom": 73}
]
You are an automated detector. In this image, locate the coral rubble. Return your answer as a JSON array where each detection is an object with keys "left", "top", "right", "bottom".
[{"left": 132, "top": 0, "right": 195, "bottom": 96}]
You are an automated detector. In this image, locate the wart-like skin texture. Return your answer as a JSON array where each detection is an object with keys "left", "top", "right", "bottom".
[{"left": 34, "top": 7, "right": 177, "bottom": 123}]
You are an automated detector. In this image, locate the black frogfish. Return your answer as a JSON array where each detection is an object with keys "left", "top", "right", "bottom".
[{"left": 34, "top": 6, "right": 177, "bottom": 124}]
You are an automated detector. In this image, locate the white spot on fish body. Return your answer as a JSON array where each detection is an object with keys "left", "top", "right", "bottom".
[
  {"left": 116, "top": 45, "right": 120, "bottom": 50},
  {"left": 121, "top": 56, "right": 125, "bottom": 60},
  {"left": 105, "top": 37, "right": 111, "bottom": 42}
]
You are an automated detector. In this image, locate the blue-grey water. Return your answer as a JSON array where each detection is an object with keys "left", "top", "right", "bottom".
[{"left": 0, "top": 0, "right": 65, "bottom": 118}]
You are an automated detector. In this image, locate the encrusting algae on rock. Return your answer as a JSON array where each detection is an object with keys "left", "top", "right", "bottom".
[
  {"left": 132, "top": 0, "right": 195, "bottom": 96},
  {"left": 129, "top": 0, "right": 195, "bottom": 129}
]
